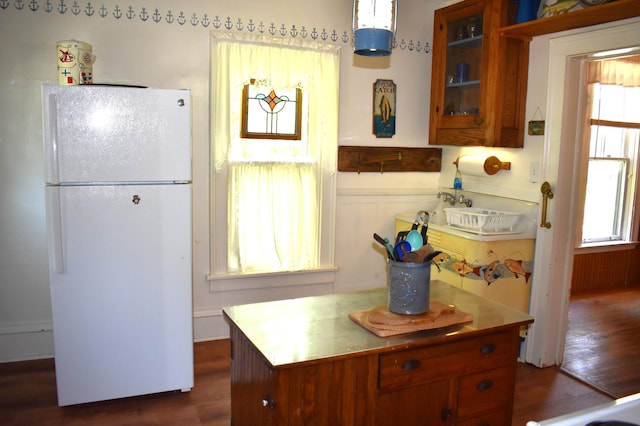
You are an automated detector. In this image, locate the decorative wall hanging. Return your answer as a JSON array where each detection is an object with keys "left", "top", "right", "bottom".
[
  {"left": 373, "top": 79, "right": 396, "bottom": 138},
  {"left": 352, "top": 0, "right": 398, "bottom": 56},
  {"left": 528, "top": 107, "right": 545, "bottom": 135},
  {"left": 0, "top": 1, "right": 431, "bottom": 56}
]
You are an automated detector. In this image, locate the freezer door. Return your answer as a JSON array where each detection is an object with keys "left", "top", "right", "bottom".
[
  {"left": 46, "top": 184, "right": 193, "bottom": 406},
  {"left": 43, "top": 85, "right": 191, "bottom": 184}
]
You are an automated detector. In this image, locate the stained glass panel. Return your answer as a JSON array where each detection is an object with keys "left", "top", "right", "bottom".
[{"left": 241, "top": 83, "right": 302, "bottom": 140}]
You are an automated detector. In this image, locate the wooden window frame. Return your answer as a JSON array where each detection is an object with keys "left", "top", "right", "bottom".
[{"left": 241, "top": 83, "right": 303, "bottom": 140}]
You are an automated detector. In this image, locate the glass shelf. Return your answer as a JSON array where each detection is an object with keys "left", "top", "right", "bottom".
[
  {"left": 447, "top": 35, "right": 482, "bottom": 48},
  {"left": 446, "top": 80, "right": 480, "bottom": 88}
]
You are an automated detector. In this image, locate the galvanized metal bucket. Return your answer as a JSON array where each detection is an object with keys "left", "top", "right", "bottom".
[{"left": 387, "top": 260, "right": 431, "bottom": 315}]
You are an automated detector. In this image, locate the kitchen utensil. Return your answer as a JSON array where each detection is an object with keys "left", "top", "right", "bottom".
[
  {"left": 406, "top": 230, "right": 423, "bottom": 251},
  {"left": 374, "top": 233, "right": 395, "bottom": 260},
  {"left": 393, "top": 240, "right": 412, "bottom": 261},
  {"left": 422, "top": 250, "right": 442, "bottom": 263},
  {"left": 401, "top": 244, "right": 435, "bottom": 263},
  {"left": 421, "top": 211, "right": 430, "bottom": 245},
  {"left": 395, "top": 230, "right": 408, "bottom": 244},
  {"left": 400, "top": 210, "right": 429, "bottom": 247}
]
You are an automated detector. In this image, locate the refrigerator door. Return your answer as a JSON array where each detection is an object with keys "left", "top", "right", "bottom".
[
  {"left": 43, "top": 85, "right": 191, "bottom": 184},
  {"left": 46, "top": 183, "right": 193, "bottom": 406}
]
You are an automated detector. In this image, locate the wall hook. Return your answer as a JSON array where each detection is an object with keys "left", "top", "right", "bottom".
[
  {"left": 337, "top": 146, "right": 442, "bottom": 173},
  {"left": 362, "top": 152, "right": 402, "bottom": 174}
]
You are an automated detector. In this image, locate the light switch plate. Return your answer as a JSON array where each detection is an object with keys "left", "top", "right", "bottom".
[{"left": 529, "top": 162, "right": 541, "bottom": 183}]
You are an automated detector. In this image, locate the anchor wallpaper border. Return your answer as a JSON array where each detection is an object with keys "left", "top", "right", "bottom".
[{"left": 0, "top": 0, "right": 432, "bottom": 55}]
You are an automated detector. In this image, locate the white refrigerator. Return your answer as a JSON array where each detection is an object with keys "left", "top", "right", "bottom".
[{"left": 42, "top": 85, "right": 194, "bottom": 406}]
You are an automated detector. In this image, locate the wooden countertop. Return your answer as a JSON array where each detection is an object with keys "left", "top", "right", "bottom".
[{"left": 222, "top": 280, "right": 533, "bottom": 369}]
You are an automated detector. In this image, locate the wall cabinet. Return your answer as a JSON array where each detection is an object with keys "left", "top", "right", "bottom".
[
  {"left": 224, "top": 282, "right": 533, "bottom": 425},
  {"left": 429, "top": 0, "right": 528, "bottom": 147},
  {"left": 428, "top": 0, "right": 640, "bottom": 148}
]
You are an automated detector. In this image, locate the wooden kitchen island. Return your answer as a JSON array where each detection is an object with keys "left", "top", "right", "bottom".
[{"left": 223, "top": 280, "right": 534, "bottom": 425}]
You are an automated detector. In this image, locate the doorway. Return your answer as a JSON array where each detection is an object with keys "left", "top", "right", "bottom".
[
  {"left": 560, "top": 52, "right": 640, "bottom": 396},
  {"left": 524, "top": 20, "right": 640, "bottom": 368}
]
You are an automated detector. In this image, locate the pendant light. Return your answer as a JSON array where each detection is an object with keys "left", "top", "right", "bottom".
[{"left": 353, "top": 0, "right": 397, "bottom": 57}]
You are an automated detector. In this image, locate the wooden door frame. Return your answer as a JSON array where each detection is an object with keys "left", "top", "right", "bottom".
[{"left": 524, "top": 20, "right": 640, "bottom": 367}]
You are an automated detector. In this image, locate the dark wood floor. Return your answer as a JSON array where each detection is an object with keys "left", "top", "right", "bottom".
[
  {"left": 561, "top": 286, "right": 640, "bottom": 399},
  {"left": 0, "top": 337, "right": 614, "bottom": 425}
]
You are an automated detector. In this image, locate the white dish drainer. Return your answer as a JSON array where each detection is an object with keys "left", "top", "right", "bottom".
[{"left": 444, "top": 208, "right": 523, "bottom": 234}]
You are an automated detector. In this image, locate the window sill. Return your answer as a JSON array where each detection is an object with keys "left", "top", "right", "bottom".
[
  {"left": 575, "top": 241, "right": 638, "bottom": 255},
  {"left": 207, "top": 267, "right": 338, "bottom": 293}
]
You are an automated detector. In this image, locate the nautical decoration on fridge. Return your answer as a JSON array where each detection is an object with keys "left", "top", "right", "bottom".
[{"left": 56, "top": 39, "right": 96, "bottom": 85}]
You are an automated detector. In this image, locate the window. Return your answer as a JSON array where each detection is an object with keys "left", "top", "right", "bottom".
[
  {"left": 579, "top": 55, "right": 640, "bottom": 247},
  {"left": 241, "top": 81, "right": 302, "bottom": 140},
  {"left": 210, "top": 34, "right": 340, "bottom": 275}
]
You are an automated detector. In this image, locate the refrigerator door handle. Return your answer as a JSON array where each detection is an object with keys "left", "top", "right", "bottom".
[
  {"left": 47, "top": 187, "right": 65, "bottom": 273},
  {"left": 44, "top": 93, "right": 60, "bottom": 184}
]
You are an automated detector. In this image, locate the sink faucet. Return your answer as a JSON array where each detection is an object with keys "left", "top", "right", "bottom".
[
  {"left": 437, "top": 191, "right": 473, "bottom": 207},
  {"left": 457, "top": 194, "right": 473, "bottom": 207},
  {"left": 437, "top": 191, "right": 456, "bottom": 205}
]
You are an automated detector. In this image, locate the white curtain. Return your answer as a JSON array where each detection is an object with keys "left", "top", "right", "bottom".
[
  {"left": 587, "top": 56, "right": 640, "bottom": 124},
  {"left": 211, "top": 33, "right": 340, "bottom": 273},
  {"left": 587, "top": 56, "right": 640, "bottom": 87}
]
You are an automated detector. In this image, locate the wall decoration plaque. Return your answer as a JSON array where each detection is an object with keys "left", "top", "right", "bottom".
[{"left": 373, "top": 79, "right": 396, "bottom": 138}]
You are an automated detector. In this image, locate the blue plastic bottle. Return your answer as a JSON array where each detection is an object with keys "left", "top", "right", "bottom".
[{"left": 453, "top": 170, "right": 463, "bottom": 189}]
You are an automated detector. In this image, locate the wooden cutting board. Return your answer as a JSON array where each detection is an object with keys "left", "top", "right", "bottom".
[{"left": 349, "top": 301, "right": 473, "bottom": 337}]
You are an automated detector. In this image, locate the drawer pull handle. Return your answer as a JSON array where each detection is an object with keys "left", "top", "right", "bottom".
[
  {"left": 402, "top": 359, "right": 421, "bottom": 371},
  {"left": 262, "top": 395, "right": 276, "bottom": 410},
  {"left": 480, "top": 343, "right": 496, "bottom": 355},
  {"left": 476, "top": 379, "right": 494, "bottom": 392},
  {"left": 441, "top": 408, "right": 453, "bottom": 420}
]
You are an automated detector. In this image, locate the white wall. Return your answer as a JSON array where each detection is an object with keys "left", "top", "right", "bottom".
[{"left": 0, "top": 0, "right": 456, "bottom": 361}]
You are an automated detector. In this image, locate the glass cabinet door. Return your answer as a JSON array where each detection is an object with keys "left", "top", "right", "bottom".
[
  {"left": 443, "top": 14, "right": 482, "bottom": 117},
  {"left": 429, "top": 0, "right": 527, "bottom": 147}
]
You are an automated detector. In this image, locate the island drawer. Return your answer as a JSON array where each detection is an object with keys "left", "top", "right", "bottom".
[
  {"left": 457, "top": 366, "right": 511, "bottom": 419},
  {"left": 456, "top": 409, "right": 510, "bottom": 426},
  {"left": 378, "top": 330, "right": 515, "bottom": 390}
]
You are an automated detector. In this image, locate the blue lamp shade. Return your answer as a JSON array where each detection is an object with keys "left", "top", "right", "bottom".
[{"left": 353, "top": 0, "right": 397, "bottom": 57}]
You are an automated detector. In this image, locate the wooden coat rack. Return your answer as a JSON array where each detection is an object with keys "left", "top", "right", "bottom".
[{"left": 338, "top": 146, "right": 442, "bottom": 173}]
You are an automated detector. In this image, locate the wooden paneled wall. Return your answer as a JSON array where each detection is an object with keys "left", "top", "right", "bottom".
[{"left": 571, "top": 246, "right": 640, "bottom": 294}]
